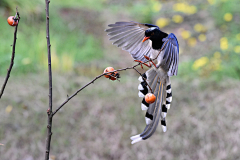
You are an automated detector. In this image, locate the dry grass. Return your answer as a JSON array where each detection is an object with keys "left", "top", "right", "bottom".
[
  {"left": 1, "top": 1, "right": 239, "bottom": 159},
  {"left": 1, "top": 72, "right": 240, "bottom": 160}
]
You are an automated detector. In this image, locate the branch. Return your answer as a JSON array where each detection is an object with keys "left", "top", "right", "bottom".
[
  {"left": 44, "top": 0, "right": 53, "bottom": 160},
  {"left": 52, "top": 63, "right": 150, "bottom": 115},
  {"left": 52, "top": 64, "right": 139, "bottom": 115},
  {"left": 52, "top": 39, "right": 170, "bottom": 116},
  {"left": 0, "top": 11, "right": 20, "bottom": 99}
]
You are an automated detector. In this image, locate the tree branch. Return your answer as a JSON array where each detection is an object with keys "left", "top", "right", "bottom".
[
  {"left": 52, "top": 64, "right": 138, "bottom": 115},
  {"left": 52, "top": 40, "right": 170, "bottom": 116},
  {"left": 0, "top": 11, "right": 20, "bottom": 99},
  {"left": 44, "top": 0, "right": 53, "bottom": 160}
]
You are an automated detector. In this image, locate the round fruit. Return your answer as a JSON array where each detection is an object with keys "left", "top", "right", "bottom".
[
  {"left": 103, "top": 67, "right": 115, "bottom": 78},
  {"left": 103, "top": 67, "right": 120, "bottom": 81},
  {"left": 145, "top": 93, "right": 156, "bottom": 104},
  {"left": 7, "top": 16, "right": 18, "bottom": 26}
]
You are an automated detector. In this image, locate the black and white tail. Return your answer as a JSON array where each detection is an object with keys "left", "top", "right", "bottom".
[{"left": 131, "top": 68, "right": 172, "bottom": 144}]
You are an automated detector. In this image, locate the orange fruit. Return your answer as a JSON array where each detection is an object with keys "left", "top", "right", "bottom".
[
  {"left": 145, "top": 93, "right": 156, "bottom": 104},
  {"left": 103, "top": 67, "right": 115, "bottom": 78},
  {"left": 7, "top": 16, "right": 18, "bottom": 26},
  {"left": 103, "top": 67, "right": 120, "bottom": 81}
]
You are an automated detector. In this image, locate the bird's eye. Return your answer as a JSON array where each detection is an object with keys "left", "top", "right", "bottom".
[{"left": 151, "top": 32, "right": 154, "bottom": 36}]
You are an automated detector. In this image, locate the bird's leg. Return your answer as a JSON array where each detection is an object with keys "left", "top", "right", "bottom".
[
  {"left": 134, "top": 60, "right": 152, "bottom": 68},
  {"left": 143, "top": 55, "right": 157, "bottom": 68}
]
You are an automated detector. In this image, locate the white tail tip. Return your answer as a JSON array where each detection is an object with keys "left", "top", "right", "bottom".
[
  {"left": 138, "top": 76, "right": 144, "bottom": 82},
  {"left": 166, "top": 88, "right": 171, "bottom": 93},
  {"left": 138, "top": 84, "right": 144, "bottom": 90},
  {"left": 130, "top": 134, "right": 140, "bottom": 140},
  {"left": 167, "top": 97, "right": 172, "bottom": 102},
  {"left": 162, "top": 125, "right": 167, "bottom": 132},
  {"left": 141, "top": 103, "right": 148, "bottom": 110},
  {"left": 131, "top": 137, "right": 143, "bottom": 144},
  {"left": 145, "top": 117, "right": 153, "bottom": 125},
  {"left": 138, "top": 91, "right": 145, "bottom": 98},
  {"left": 166, "top": 104, "right": 171, "bottom": 110},
  {"left": 162, "top": 112, "right": 167, "bottom": 118}
]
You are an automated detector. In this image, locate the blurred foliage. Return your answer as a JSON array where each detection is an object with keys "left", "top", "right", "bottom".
[
  {"left": 1, "top": 1, "right": 240, "bottom": 159},
  {"left": 0, "top": 0, "right": 240, "bottom": 81},
  {"left": 0, "top": 0, "right": 104, "bottom": 75},
  {"left": 179, "top": 0, "right": 240, "bottom": 81}
]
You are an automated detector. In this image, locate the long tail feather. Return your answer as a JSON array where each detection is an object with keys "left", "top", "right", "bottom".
[
  {"left": 166, "top": 83, "right": 172, "bottom": 109},
  {"left": 141, "top": 82, "right": 165, "bottom": 140},
  {"left": 131, "top": 68, "right": 172, "bottom": 144}
]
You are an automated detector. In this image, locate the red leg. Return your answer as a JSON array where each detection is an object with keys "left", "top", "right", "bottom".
[
  {"left": 143, "top": 55, "right": 157, "bottom": 68},
  {"left": 134, "top": 60, "right": 151, "bottom": 68},
  {"left": 144, "top": 55, "right": 150, "bottom": 60},
  {"left": 151, "top": 61, "right": 157, "bottom": 68}
]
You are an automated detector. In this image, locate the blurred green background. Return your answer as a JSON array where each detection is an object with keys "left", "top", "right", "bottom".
[{"left": 1, "top": 0, "right": 240, "bottom": 159}]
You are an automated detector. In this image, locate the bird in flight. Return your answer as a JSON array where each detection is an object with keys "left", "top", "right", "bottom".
[{"left": 105, "top": 21, "right": 179, "bottom": 144}]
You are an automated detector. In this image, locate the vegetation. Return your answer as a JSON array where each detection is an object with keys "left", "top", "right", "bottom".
[{"left": 1, "top": 0, "right": 240, "bottom": 159}]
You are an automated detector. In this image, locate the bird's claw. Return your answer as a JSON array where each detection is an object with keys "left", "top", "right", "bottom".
[
  {"left": 144, "top": 55, "right": 150, "bottom": 60},
  {"left": 134, "top": 60, "right": 151, "bottom": 69},
  {"left": 134, "top": 55, "right": 157, "bottom": 69},
  {"left": 144, "top": 55, "right": 157, "bottom": 68}
]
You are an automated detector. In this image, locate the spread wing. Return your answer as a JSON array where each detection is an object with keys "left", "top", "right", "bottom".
[
  {"left": 105, "top": 21, "right": 159, "bottom": 62},
  {"left": 161, "top": 33, "right": 179, "bottom": 76}
]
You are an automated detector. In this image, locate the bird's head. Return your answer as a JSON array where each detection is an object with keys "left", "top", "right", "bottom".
[{"left": 142, "top": 27, "right": 160, "bottom": 42}]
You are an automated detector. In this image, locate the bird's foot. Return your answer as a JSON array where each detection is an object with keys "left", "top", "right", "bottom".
[
  {"left": 143, "top": 55, "right": 157, "bottom": 68},
  {"left": 134, "top": 60, "right": 151, "bottom": 69}
]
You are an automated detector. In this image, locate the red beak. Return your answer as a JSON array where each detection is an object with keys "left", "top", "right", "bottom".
[{"left": 142, "top": 36, "right": 150, "bottom": 42}]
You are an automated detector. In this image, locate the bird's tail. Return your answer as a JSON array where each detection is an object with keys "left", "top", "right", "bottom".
[{"left": 131, "top": 68, "right": 172, "bottom": 144}]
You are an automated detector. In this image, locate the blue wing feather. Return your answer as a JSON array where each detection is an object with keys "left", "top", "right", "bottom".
[{"left": 161, "top": 33, "right": 179, "bottom": 76}]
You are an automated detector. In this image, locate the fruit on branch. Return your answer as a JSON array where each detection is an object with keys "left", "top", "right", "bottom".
[
  {"left": 103, "top": 67, "right": 120, "bottom": 81},
  {"left": 103, "top": 67, "right": 114, "bottom": 78},
  {"left": 7, "top": 16, "right": 18, "bottom": 26},
  {"left": 145, "top": 93, "right": 156, "bottom": 104}
]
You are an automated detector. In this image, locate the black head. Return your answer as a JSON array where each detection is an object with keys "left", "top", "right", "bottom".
[
  {"left": 145, "top": 27, "right": 159, "bottom": 38},
  {"left": 142, "top": 27, "right": 162, "bottom": 43},
  {"left": 143, "top": 27, "right": 168, "bottom": 50}
]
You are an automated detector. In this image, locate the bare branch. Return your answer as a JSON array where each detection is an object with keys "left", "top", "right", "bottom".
[
  {"left": 44, "top": 0, "right": 53, "bottom": 159},
  {"left": 52, "top": 64, "right": 138, "bottom": 115},
  {"left": 52, "top": 39, "right": 170, "bottom": 116},
  {"left": 0, "top": 11, "right": 20, "bottom": 99}
]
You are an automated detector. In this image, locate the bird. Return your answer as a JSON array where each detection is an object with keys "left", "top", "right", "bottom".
[{"left": 105, "top": 21, "right": 179, "bottom": 144}]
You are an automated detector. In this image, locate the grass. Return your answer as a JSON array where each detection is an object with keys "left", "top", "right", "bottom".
[
  {"left": 1, "top": 73, "right": 240, "bottom": 160},
  {"left": 1, "top": 0, "right": 240, "bottom": 159},
  {"left": 0, "top": 4, "right": 104, "bottom": 75},
  {"left": 1, "top": 0, "right": 240, "bottom": 79}
]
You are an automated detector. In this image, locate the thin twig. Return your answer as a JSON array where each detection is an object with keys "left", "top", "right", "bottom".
[
  {"left": 52, "top": 64, "right": 138, "bottom": 115},
  {"left": 52, "top": 37, "right": 170, "bottom": 116},
  {"left": 44, "top": 0, "right": 53, "bottom": 160},
  {"left": 0, "top": 11, "right": 20, "bottom": 99}
]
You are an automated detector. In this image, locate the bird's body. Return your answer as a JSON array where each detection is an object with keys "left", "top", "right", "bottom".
[{"left": 105, "top": 21, "right": 179, "bottom": 144}]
